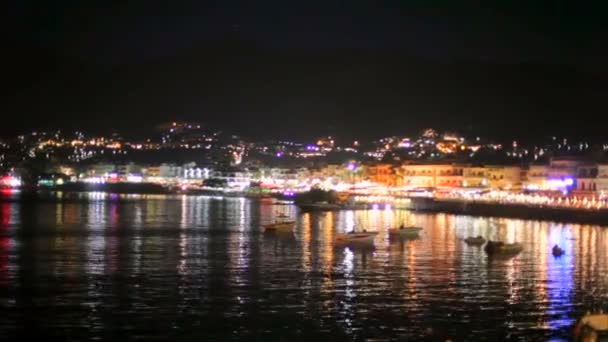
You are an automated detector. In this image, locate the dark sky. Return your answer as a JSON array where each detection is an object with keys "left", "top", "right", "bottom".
[{"left": 3, "top": 0, "right": 607, "bottom": 141}]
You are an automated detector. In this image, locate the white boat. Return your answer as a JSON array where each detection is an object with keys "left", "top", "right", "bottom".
[
  {"left": 388, "top": 226, "right": 423, "bottom": 237},
  {"left": 335, "top": 231, "right": 378, "bottom": 244},
  {"left": 574, "top": 312, "right": 608, "bottom": 341},
  {"left": 263, "top": 221, "right": 295, "bottom": 232}
]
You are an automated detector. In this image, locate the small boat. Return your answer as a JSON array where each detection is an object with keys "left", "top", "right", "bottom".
[
  {"left": 263, "top": 221, "right": 295, "bottom": 232},
  {"left": 335, "top": 231, "right": 378, "bottom": 244},
  {"left": 552, "top": 245, "right": 565, "bottom": 257},
  {"left": 484, "top": 240, "right": 523, "bottom": 256},
  {"left": 388, "top": 226, "right": 423, "bottom": 237},
  {"left": 573, "top": 312, "right": 608, "bottom": 341},
  {"left": 464, "top": 236, "right": 486, "bottom": 246}
]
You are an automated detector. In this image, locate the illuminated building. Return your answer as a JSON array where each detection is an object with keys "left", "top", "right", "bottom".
[
  {"left": 484, "top": 166, "right": 522, "bottom": 190},
  {"left": 316, "top": 136, "right": 335, "bottom": 152},
  {"left": 367, "top": 164, "right": 399, "bottom": 186},
  {"left": 576, "top": 164, "right": 608, "bottom": 194},
  {"left": 522, "top": 159, "right": 586, "bottom": 193},
  {"left": 576, "top": 164, "right": 598, "bottom": 193},
  {"left": 158, "top": 164, "right": 185, "bottom": 179},
  {"left": 421, "top": 128, "right": 438, "bottom": 139},
  {"left": 597, "top": 165, "right": 608, "bottom": 193},
  {"left": 257, "top": 167, "right": 304, "bottom": 187},
  {"left": 401, "top": 163, "right": 464, "bottom": 188},
  {"left": 524, "top": 164, "right": 550, "bottom": 190},
  {"left": 435, "top": 141, "right": 459, "bottom": 154},
  {"left": 548, "top": 157, "right": 586, "bottom": 180},
  {"left": 462, "top": 167, "right": 486, "bottom": 187},
  {"left": 545, "top": 157, "right": 590, "bottom": 192},
  {"left": 85, "top": 163, "right": 117, "bottom": 178}
]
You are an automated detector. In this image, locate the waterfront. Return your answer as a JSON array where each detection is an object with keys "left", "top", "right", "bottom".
[{"left": 1, "top": 193, "right": 608, "bottom": 340}]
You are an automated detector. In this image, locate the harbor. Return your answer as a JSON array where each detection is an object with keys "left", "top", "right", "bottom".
[{"left": 0, "top": 193, "right": 603, "bottom": 340}]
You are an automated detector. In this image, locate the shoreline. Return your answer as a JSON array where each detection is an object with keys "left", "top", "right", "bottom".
[
  {"left": 407, "top": 197, "right": 608, "bottom": 225},
  {"left": 3, "top": 186, "right": 608, "bottom": 225}
]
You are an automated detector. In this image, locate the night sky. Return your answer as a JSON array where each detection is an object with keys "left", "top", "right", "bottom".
[{"left": 3, "top": 1, "right": 607, "bottom": 141}]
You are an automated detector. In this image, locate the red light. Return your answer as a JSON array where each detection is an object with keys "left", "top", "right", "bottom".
[{"left": 1, "top": 177, "right": 18, "bottom": 187}]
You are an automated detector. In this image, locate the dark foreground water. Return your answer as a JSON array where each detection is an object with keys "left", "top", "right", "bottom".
[{"left": 0, "top": 192, "right": 607, "bottom": 340}]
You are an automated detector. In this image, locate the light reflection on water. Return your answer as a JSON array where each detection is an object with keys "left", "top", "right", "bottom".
[{"left": 0, "top": 193, "right": 607, "bottom": 340}]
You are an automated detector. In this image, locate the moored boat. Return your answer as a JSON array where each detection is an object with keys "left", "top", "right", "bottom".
[
  {"left": 335, "top": 231, "right": 378, "bottom": 244},
  {"left": 263, "top": 221, "right": 296, "bottom": 232},
  {"left": 388, "top": 226, "right": 423, "bottom": 237},
  {"left": 573, "top": 312, "right": 608, "bottom": 341},
  {"left": 552, "top": 245, "right": 565, "bottom": 257},
  {"left": 484, "top": 240, "right": 523, "bottom": 256},
  {"left": 464, "top": 236, "right": 486, "bottom": 246}
]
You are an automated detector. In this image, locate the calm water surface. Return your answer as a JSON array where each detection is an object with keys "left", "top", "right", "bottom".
[{"left": 0, "top": 192, "right": 607, "bottom": 340}]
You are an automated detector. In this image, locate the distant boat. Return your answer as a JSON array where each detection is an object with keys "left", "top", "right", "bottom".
[
  {"left": 263, "top": 221, "right": 295, "bottom": 232},
  {"left": 573, "top": 312, "right": 608, "bottom": 341},
  {"left": 335, "top": 231, "right": 378, "bottom": 244},
  {"left": 552, "top": 245, "right": 565, "bottom": 257},
  {"left": 388, "top": 226, "right": 423, "bottom": 237},
  {"left": 464, "top": 236, "right": 486, "bottom": 246},
  {"left": 484, "top": 240, "right": 523, "bottom": 256}
]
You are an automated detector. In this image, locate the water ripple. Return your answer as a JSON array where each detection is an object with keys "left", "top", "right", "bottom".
[{"left": 0, "top": 195, "right": 606, "bottom": 340}]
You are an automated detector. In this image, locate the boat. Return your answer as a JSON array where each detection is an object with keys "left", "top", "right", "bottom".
[
  {"left": 263, "top": 221, "right": 296, "bottom": 232},
  {"left": 388, "top": 225, "right": 423, "bottom": 237},
  {"left": 573, "top": 312, "right": 608, "bottom": 341},
  {"left": 552, "top": 245, "right": 565, "bottom": 257},
  {"left": 484, "top": 240, "right": 523, "bottom": 256},
  {"left": 464, "top": 236, "right": 486, "bottom": 246},
  {"left": 335, "top": 231, "right": 378, "bottom": 244}
]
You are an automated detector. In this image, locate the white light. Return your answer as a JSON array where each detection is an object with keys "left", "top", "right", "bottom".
[{"left": 127, "top": 175, "right": 143, "bottom": 183}]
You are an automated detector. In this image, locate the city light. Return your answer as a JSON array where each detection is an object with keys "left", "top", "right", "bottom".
[
  {"left": 126, "top": 174, "right": 143, "bottom": 183},
  {"left": 1, "top": 176, "right": 21, "bottom": 188}
]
